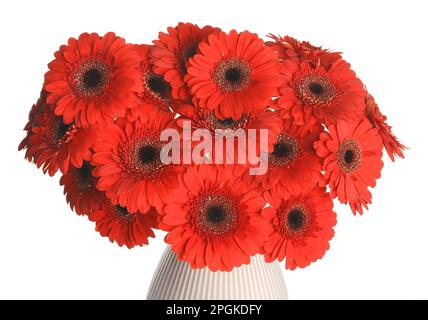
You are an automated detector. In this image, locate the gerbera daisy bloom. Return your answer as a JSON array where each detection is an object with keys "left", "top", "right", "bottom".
[
  {"left": 262, "top": 187, "right": 336, "bottom": 270},
  {"left": 161, "top": 165, "right": 270, "bottom": 271},
  {"left": 186, "top": 30, "right": 281, "bottom": 120},
  {"left": 19, "top": 90, "right": 51, "bottom": 160},
  {"left": 91, "top": 108, "right": 183, "bottom": 214},
  {"left": 256, "top": 119, "right": 324, "bottom": 196},
  {"left": 129, "top": 44, "right": 175, "bottom": 120},
  {"left": 365, "top": 92, "right": 407, "bottom": 161},
  {"left": 60, "top": 161, "right": 104, "bottom": 215},
  {"left": 175, "top": 104, "right": 281, "bottom": 162},
  {"left": 22, "top": 100, "right": 98, "bottom": 176},
  {"left": 276, "top": 59, "right": 365, "bottom": 126},
  {"left": 150, "top": 23, "right": 220, "bottom": 101},
  {"left": 44, "top": 32, "right": 141, "bottom": 127},
  {"left": 266, "top": 34, "right": 342, "bottom": 68},
  {"left": 314, "top": 119, "right": 384, "bottom": 215},
  {"left": 88, "top": 196, "right": 157, "bottom": 249}
]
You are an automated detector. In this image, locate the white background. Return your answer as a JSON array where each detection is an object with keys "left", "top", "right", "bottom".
[{"left": 0, "top": 0, "right": 426, "bottom": 299}]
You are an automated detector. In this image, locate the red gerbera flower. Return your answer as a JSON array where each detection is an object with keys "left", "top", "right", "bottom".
[
  {"left": 256, "top": 119, "right": 324, "bottom": 196},
  {"left": 21, "top": 96, "right": 98, "bottom": 176},
  {"left": 129, "top": 44, "right": 175, "bottom": 120},
  {"left": 151, "top": 23, "right": 220, "bottom": 101},
  {"left": 276, "top": 59, "right": 365, "bottom": 126},
  {"left": 314, "top": 119, "right": 384, "bottom": 215},
  {"left": 161, "top": 165, "right": 270, "bottom": 271},
  {"left": 88, "top": 196, "right": 157, "bottom": 249},
  {"left": 266, "top": 34, "right": 342, "bottom": 68},
  {"left": 175, "top": 104, "right": 281, "bottom": 163},
  {"left": 19, "top": 90, "right": 51, "bottom": 160},
  {"left": 91, "top": 108, "right": 183, "bottom": 214},
  {"left": 44, "top": 32, "right": 141, "bottom": 127},
  {"left": 262, "top": 187, "right": 337, "bottom": 270},
  {"left": 365, "top": 91, "right": 407, "bottom": 161},
  {"left": 60, "top": 161, "right": 104, "bottom": 215},
  {"left": 186, "top": 30, "right": 281, "bottom": 120}
]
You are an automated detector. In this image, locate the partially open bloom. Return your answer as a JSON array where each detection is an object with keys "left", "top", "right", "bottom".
[
  {"left": 129, "top": 44, "right": 175, "bottom": 120},
  {"left": 276, "top": 59, "right": 366, "bottom": 126},
  {"left": 89, "top": 196, "right": 157, "bottom": 249},
  {"left": 314, "top": 119, "right": 384, "bottom": 214},
  {"left": 186, "top": 30, "right": 280, "bottom": 120},
  {"left": 263, "top": 187, "right": 337, "bottom": 270},
  {"left": 60, "top": 161, "right": 104, "bottom": 215},
  {"left": 175, "top": 104, "right": 281, "bottom": 163},
  {"left": 365, "top": 92, "right": 407, "bottom": 161},
  {"left": 91, "top": 108, "right": 182, "bottom": 213},
  {"left": 266, "top": 34, "right": 342, "bottom": 68},
  {"left": 161, "top": 165, "right": 270, "bottom": 271},
  {"left": 44, "top": 32, "right": 141, "bottom": 127},
  {"left": 20, "top": 93, "right": 97, "bottom": 176},
  {"left": 151, "top": 23, "right": 220, "bottom": 100},
  {"left": 19, "top": 90, "right": 51, "bottom": 161}
]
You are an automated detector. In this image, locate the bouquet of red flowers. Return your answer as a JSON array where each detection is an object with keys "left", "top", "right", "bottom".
[{"left": 19, "top": 23, "right": 406, "bottom": 272}]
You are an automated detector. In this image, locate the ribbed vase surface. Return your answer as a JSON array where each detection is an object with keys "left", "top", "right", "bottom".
[{"left": 147, "top": 246, "right": 288, "bottom": 300}]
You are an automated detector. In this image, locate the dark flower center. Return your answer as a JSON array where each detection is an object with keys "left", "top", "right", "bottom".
[
  {"left": 214, "top": 58, "right": 252, "bottom": 93},
  {"left": 139, "top": 145, "right": 158, "bottom": 164},
  {"left": 83, "top": 68, "right": 103, "bottom": 88},
  {"left": 206, "top": 112, "right": 250, "bottom": 131},
  {"left": 74, "top": 161, "right": 93, "bottom": 188},
  {"left": 124, "top": 139, "right": 165, "bottom": 179},
  {"left": 114, "top": 205, "right": 130, "bottom": 217},
  {"left": 206, "top": 206, "right": 226, "bottom": 224},
  {"left": 225, "top": 68, "right": 242, "bottom": 83},
  {"left": 56, "top": 118, "right": 71, "bottom": 139},
  {"left": 194, "top": 194, "right": 238, "bottom": 237},
  {"left": 74, "top": 60, "right": 110, "bottom": 96},
  {"left": 217, "top": 117, "right": 235, "bottom": 126},
  {"left": 146, "top": 74, "right": 171, "bottom": 100},
  {"left": 296, "top": 74, "right": 336, "bottom": 105},
  {"left": 287, "top": 209, "right": 305, "bottom": 231},
  {"left": 179, "top": 44, "right": 198, "bottom": 74},
  {"left": 273, "top": 142, "right": 292, "bottom": 158},
  {"left": 344, "top": 149, "right": 354, "bottom": 164},
  {"left": 278, "top": 204, "right": 310, "bottom": 238},
  {"left": 270, "top": 135, "right": 299, "bottom": 167},
  {"left": 52, "top": 117, "right": 73, "bottom": 145},
  {"left": 309, "top": 82, "right": 324, "bottom": 95},
  {"left": 337, "top": 139, "right": 362, "bottom": 174}
]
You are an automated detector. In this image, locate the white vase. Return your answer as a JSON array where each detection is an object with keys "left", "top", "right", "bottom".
[{"left": 146, "top": 246, "right": 288, "bottom": 300}]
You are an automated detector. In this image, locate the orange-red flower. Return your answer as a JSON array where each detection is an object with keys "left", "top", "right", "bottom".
[
  {"left": 19, "top": 90, "right": 51, "bottom": 161},
  {"left": 266, "top": 34, "right": 342, "bottom": 68},
  {"left": 91, "top": 108, "right": 183, "bottom": 214},
  {"left": 276, "top": 59, "right": 366, "bottom": 126},
  {"left": 263, "top": 187, "right": 336, "bottom": 270},
  {"left": 175, "top": 104, "right": 281, "bottom": 162},
  {"left": 20, "top": 93, "right": 98, "bottom": 176},
  {"left": 161, "top": 165, "right": 270, "bottom": 271},
  {"left": 186, "top": 30, "right": 281, "bottom": 120},
  {"left": 256, "top": 119, "right": 324, "bottom": 196},
  {"left": 365, "top": 92, "right": 407, "bottom": 161},
  {"left": 151, "top": 23, "right": 220, "bottom": 101},
  {"left": 44, "top": 32, "right": 141, "bottom": 127},
  {"left": 60, "top": 161, "right": 104, "bottom": 215},
  {"left": 129, "top": 44, "right": 175, "bottom": 120},
  {"left": 88, "top": 196, "right": 157, "bottom": 249},
  {"left": 314, "top": 119, "right": 384, "bottom": 215}
]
